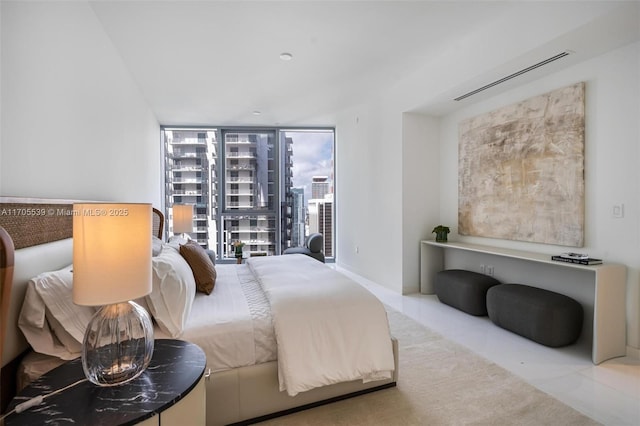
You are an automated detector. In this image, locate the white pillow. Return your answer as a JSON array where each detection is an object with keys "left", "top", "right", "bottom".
[
  {"left": 18, "top": 265, "right": 96, "bottom": 360},
  {"left": 166, "top": 235, "right": 188, "bottom": 250},
  {"left": 152, "top": 236, "right": 164, "bottom": 257},
  {"left": 146, "top": 245, "right": 196, "bottom": 337}
]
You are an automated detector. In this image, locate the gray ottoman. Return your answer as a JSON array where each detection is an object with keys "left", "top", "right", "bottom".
[
  {"left": 435, "top": 269, "right": 501, "bottom": 316},
  {"left": 486, "top": 284, "right": 583, "bottom": 347}
]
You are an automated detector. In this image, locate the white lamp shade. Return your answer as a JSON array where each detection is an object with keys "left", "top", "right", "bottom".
[
  {"left": 73, "top": 203, "right": 152, "bottom": 306},
  {"left": 173, "top": 204, "right": 194, "bottom": 234}
]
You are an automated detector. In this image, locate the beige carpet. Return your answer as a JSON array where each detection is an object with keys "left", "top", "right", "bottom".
[{"left": 258, "top": 307, "right": 600, "bottom": 425}]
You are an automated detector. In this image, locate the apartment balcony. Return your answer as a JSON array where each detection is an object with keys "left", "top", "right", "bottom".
[
  {"left": 171, "top": 138, "right": 207, "bottom": 145},
  {"left": 173, "top": 181, "right": 203, "bottom": 188},
  {"left": 227, "top": 177, "right": 254, "bottom": 183},
  {"left": 225, "top": 140, "right": 255, "bottom": 145},
  {"left": 172, "top": 179, "right": 203, "bottom": 185},
  {"left": 226, "top": 202, "right": 255, "bottom": 209},
  {"left": 229, "top": 226, "right": 275, "bottom": 232},
  {"left": 226, "top": 152, "right": 256, "bottom": 159},
  {"left": 170, "top": 152, "right": 207, "bottom": 159},
  {"left": 172, "top": 166, "right": 202, "bottom": 172},
  {"left": 226, "top": 165, "right": 255, "bottom": 171},
  {"left": 247, "top": 239, "right": 275, "bottom": 246},
  {"left": 227, "top": 189, "right": 254, "bottom": 196},
  {"left": 171, "top": 190, "right": 202, "bottom": 196}
]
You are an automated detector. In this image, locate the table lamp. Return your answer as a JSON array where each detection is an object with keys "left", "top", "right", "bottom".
[
  {"left": 73, "top": 203, "right": 154, "bottom": 386},
  {"left": 173, "top": 204, "right": 194, "bottom": 239}
]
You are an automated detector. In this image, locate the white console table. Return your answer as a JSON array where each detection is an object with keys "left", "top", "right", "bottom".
[{"left": 420, "top": 240, "right": 627, "bottom": 364}]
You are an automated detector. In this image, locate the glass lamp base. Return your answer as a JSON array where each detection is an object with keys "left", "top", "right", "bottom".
[{"left": 82, "top": 301, "right": 154, "bottom": 386}]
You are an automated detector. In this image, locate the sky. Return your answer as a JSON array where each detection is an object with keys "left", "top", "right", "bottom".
[{"left": 284, "top": 130, "right": 334, "bottom": 203}]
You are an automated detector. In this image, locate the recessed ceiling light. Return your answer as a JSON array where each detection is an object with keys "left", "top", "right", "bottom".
[
  {"left": 279, "top": 52, "right": 293, "bottom": 61},
  {"left": 252, "top": 110, "right": 261, "bottom": 115}
]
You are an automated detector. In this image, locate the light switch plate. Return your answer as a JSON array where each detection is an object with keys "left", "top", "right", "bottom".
[{"left": 613, "top": 204, "right": 624, "bottom": 218}]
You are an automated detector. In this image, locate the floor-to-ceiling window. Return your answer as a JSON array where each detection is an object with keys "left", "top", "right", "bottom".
[
  {"left": 281, "top": 129, "right": 335, "bottom": 258},
  {"left": 163, "top": 127, "right": 334, "bottom": 262}
]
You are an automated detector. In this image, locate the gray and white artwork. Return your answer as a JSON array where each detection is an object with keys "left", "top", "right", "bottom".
[{"left": 458, "top": 82, "right": 585, "bottom": 247}]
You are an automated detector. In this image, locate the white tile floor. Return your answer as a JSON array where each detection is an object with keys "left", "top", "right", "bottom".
[{"left": 338, "top": 267, "right": 640, "bottom": 426}]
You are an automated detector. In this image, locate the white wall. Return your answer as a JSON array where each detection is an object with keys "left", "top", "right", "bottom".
[
  {"left": 335, "top": 99, "right": 405, "bottom": 293},
  {"left": 401, "top": 113, "right": 440, "bottom": 294},
  {"left": 0, "top": 1, "right": 161, "bottom": 206},
  {"left": 336, "top": 106, "right": 441, "bottom": 295},
  {"left": 438, "top": 41, "right": 640, "bottom": 351}
]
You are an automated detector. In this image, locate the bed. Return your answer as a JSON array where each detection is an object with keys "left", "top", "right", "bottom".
[{"left": 0, "top": 197, "right": 398, "bottom": 425}]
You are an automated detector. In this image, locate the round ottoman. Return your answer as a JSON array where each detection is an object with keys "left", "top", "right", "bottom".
[
  {"left": 486, "top": 284, "right": 583, "bottom": 347},
  {"left": 435, "top": 269, "right": 501, "bottom": 316}
]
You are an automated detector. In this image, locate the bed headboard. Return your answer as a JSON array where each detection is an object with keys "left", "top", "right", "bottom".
[
  {"left": 0, "top": 197, "right": 74, "bottom": 250},
  {"left": 0, "top": 197, "right": 164, "bottom": 412},
  {"left": 0, "top": 197, "right": 165, "bottom": 247}
]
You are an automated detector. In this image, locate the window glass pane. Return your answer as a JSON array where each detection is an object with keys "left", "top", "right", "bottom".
[
  {"left": 281, "top": 130, "right": 334, "bottom": 258},
  {"left": 223, "top": 131, "right": 275, "bottom": 212},
  {"left": 164, "top": 128, "right": 218, "bottom": 249}
]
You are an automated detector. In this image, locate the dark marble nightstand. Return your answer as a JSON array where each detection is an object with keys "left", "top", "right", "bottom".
[{"left": 5, "top": 339, "right": 206, "bottom": 426}]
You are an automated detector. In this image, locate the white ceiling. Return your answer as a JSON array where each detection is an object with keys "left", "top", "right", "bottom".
[{"left": 89, "top": 1, "right": 640, "bottom": 127}]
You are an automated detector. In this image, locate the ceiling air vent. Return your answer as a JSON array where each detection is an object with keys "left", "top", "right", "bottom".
[{"left": 454, "top": 51, "right": 571, "bottom": 101}]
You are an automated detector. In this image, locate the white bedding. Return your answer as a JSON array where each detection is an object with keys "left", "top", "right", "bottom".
[
  {"left": 18, "top": 265, "right": 96, "bottom": 360},
  {"left": 18, "top": 254, "right": 394, "bottom": 397},
  {"left": 247, "top": 254, "right": 395, "bottom": 396},
  {"left": 154, "top": 263, "right": 276, "bottom": 371}
]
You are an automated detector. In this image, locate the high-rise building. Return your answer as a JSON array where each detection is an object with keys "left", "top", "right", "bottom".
[
  {"left": 290, "top": 187, "right": 306, "bottom": 247},
  {"left": 280, "top": 137, "right": 294, "bottom": 252},
  {"left": 308, "top": 193, "right": 333, "bottom": 257},
  {"left": 163, "top": 129, "right": 218, "bottom": 249},
  {"left": 311, "top": 176, "right": 330, "bottom": 199}
]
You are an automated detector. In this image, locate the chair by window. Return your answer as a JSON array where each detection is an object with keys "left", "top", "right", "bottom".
[{"left": 283, "top": 233, "right": 325, "bottom": 263}]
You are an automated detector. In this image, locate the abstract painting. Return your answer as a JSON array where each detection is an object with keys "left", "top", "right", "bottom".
[{"left": 458, "top": 82, "right": 585, "bottom": 247}]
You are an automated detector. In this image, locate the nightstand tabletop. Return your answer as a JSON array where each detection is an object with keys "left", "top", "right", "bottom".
[{"left": 6, "top": 339, "right": 206, "bottom": 426}]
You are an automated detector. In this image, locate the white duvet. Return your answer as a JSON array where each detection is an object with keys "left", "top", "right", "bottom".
[{"left": 247, "top": 254, "right": 395, "bottom": 396}]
